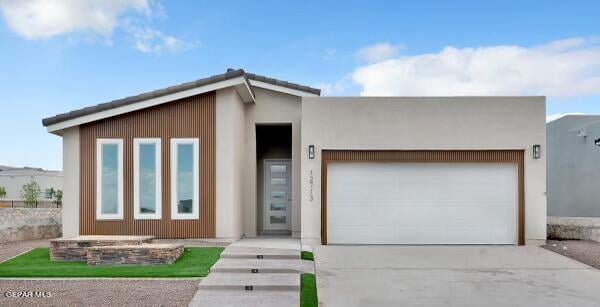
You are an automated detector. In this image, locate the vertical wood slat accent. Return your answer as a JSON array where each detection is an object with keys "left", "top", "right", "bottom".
[
  {"left": 80, "top": 92, "right": 216, "bottom": 238},
  {"left": 320, "top": 150, "right": 526, "bottom": 246}
]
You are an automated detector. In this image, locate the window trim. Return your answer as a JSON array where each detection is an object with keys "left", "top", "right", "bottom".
[
  {"left": 170, "top": 138, "right": 200, "bottom": 220},
  {"left": 133, "top": 138, "right": 162, "bottom": 220},
  {"left": 96, "top": 138, "right": 124, "bottom": 220}
]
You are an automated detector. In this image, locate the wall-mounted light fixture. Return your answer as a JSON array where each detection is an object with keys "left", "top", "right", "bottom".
[
  {"left": 533, "top": 144, "right": 541, "bottom": 159},
  {"left": 308, "top": 145, "right": 315, "bottom": 159},
  {"left": 595, "top": 138, "right": 600, "bottom": 147}
]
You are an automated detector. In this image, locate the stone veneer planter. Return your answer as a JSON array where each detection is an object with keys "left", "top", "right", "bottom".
[
  {"left": 86, "top": 243, "right": 184, "bottom": 265},
  {"left": 547, "top": 216, "right": 600, "bottom": 243},
  {"left": 50, "top": 235, "right": 155, "bottom": 261}
]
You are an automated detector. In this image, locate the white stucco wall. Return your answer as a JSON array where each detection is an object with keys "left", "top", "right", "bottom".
[
  {"left": 0, "top": 172, "right": 62, "bottom": 201},
  {"left": 301, "top": 97, "right": 547, "bottom": 245},
  {"left": 243, "top": 88, "right": 302, "bottom": 237},
  {"left": 215, "top": 88, "right": 246, "bottom": 239},
  {"left": 547, "top": 116, "right": 600, "bottom": 217},
  {"left": 62, "top": 127, "right": 80, "bottom": 237}
]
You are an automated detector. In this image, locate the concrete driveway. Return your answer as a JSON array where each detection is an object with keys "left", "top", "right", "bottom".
[{"left": 314, "top": 245, "right": 600, "bottom": 307}]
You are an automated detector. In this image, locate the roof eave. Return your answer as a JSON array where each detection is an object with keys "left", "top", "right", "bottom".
[
  {"left": 42, "top": 68, "right": 321, "bottom": 134},
  {"left": 45, "top": 75, "right": 252, "bottom": 134},
  {"left": 249, "top": 79, "right": 320, "bottom": 97}
]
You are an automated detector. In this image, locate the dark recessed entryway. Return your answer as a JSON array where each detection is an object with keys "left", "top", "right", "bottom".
[{"left": 256, "top": 124, "right": 292, "bottom": 236}]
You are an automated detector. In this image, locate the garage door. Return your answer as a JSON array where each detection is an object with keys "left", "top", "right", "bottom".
[{"left": 327, "top": 162, "right": 518, "bottom": 244}]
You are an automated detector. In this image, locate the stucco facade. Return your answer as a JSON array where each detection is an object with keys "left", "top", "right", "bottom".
[
  {"left": 47, "top": 69, "right": 547, "bottom": 246},
  {"left": 62, "top": 127, "right": 80, "bottom": 237},
  {"left": 215, "top": 88, "right": 246, "bottom": 239},
  {"left": 300, "top": 97, "right": 547, "bottom": 245},
  {"left": 0, "top": 167, "right": 62, "bottom": 201},
  {"left": 215, "top": 87, "right": 304, "bottom": 239},
  {"left": 242, "top": 88, "right": 302, "bottom": 238},
  {"left": 547, "top": 116, "right": 600, "bottom": 217}
]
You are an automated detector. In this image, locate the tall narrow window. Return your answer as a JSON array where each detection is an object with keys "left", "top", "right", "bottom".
[
  {"left": 134, "top": 138, "right": 162, "bottom": 219},
  {"left": 96, "top": 139, "right": 123, "bottom": 220},
  {"left": 170, "top": 138, "right": 200, "bottom": 219}
]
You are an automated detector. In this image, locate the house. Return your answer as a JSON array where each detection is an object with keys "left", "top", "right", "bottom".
[
  {"left": 42, "top": 69, "right": 547, "bottom": 246},
  {"left": 547, "top": 115, "right": 600, "bottom": 217},
  {"left": 0, "top": 166, "right": 62, "bottom": 206}
]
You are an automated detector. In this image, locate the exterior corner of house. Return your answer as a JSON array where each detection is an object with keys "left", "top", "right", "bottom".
[
  {"left": 62, "top": 126, "right": 80, "bottom": 237},
  {"left": 215, "top": 88, "right": 246, "bottom": 239}
]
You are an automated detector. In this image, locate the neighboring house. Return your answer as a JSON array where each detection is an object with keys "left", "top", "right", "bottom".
[
  {"left": 42, "top": 68, "right": 546, "bottom": 246},
  {"left": 0, "top": 165, "right": 63, "bottom": 204},
  {"left": 547, "top": 115, "right": 600, "bottom": 217}
]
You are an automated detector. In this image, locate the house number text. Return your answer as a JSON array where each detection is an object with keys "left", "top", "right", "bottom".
[{"left": 309, "top": 170, "right": 314, "bottom": 202}]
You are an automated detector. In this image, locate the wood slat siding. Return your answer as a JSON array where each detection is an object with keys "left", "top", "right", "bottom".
[
  {"left": 80, "top": 92, "right": 216, "bottom": 238},
  {"left": 320, "top": 150, "right": 526, "bottom": 245}
]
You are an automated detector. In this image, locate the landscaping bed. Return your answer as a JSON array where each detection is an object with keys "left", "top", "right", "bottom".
[
  {"left": 301, "top": 250, "right": 318, "bottom": 307},
  {"left": 301, "top": 250, "right": 314, "bottom": 261},
  {"left": 0, "top": 247, "right": 223, "bottom": 278},
  {"left": 301, "top": 273, "right": 318, "bottom": 307},
  {"left": 543, "top": 239, "right": 600, "bottom": 269}
]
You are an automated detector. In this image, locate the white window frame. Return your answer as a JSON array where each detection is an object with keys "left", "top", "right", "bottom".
[
  {"left": 170, "top": 138, "right": 200, "bottom": 220},
  {"left": 96, "top": 138, "right": 124, "bottom": 220},
  {"left": 133, "top": 138, "right": 162, "bottom": 220}
]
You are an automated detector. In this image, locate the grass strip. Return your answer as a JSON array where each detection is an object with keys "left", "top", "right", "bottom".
[
  {"left": 0, "top": 247, "right": 223, "bottom": 278},
  {"left": 301, "top": 273, "right": 318, "bottom": 307},
  {"left": 301, "top": 251, "right": 314, "bottom": 261}
]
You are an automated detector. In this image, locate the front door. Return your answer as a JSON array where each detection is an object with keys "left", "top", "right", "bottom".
[{"left": 264, "top": 159, "right": 292, "bottom": 231}]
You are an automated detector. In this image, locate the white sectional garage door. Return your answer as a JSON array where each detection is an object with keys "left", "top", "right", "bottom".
[{"left": 327, "top": 162, "right": 518, "bottom": 245}]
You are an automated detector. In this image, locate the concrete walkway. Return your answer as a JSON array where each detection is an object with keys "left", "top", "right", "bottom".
[{"left": 189, "top": 238, "right": 313, "bottom": 307}]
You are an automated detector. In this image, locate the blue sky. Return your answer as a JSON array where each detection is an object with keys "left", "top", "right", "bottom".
[{"left": 0, "top": 0, "right": 599, "bottom": 170}]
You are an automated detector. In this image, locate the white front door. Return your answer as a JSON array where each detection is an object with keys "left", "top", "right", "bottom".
[
  {"left": 264, "top": 159, "right": 292, "bottom": 231},
  {"left": 327, "top": 162, "right": 518, "bottom": 244}
]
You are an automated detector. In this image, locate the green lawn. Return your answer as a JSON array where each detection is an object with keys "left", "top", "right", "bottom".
[
  {"left": 301, "top": 273, "right": 318, "bottom": 307},
  {"left": 0, "top": 247, "right": 223, "bottom": 278},
  {"left": 301, "top": 251, "right": 314, "bottom": 261}
]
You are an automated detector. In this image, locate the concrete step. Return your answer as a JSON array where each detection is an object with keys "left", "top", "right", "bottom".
[
  {"left": 211, "top": 258, "right": 308, "bottom": 274},
  {"left": 189, "top": 289, "right": 299, "bottom": 307},
  {"left": 221, "top": 247, "right": 300, "bottom": 259},
  {"left": 198, "top": 273, "right": 299, "bottom": 291}
]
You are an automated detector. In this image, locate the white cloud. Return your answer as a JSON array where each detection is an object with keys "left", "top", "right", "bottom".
[
  {"left": 0, "top": 0, "right": 194, "bottom": 54},
  {"left": 0, "top": 0, "right": 150, "bottom": 39},
  {"left": 352, "top": 38, "right": 600, "bottom": 97},
  {"left": 315, "top": 74, "right": 354, "bottom": 96},
  {"left": 357, "top": 42, "right": 402, "bottom": 63},
  {"left": 546, "top": 112, "right": 585, "bottom": 123},
  {"left": 124, "top": 23, "right": 195, "bottom": 54}
]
